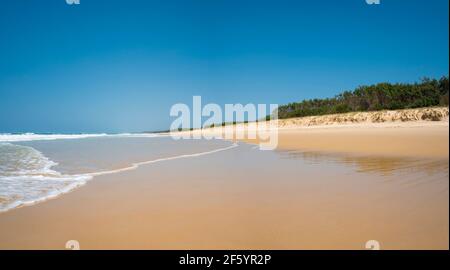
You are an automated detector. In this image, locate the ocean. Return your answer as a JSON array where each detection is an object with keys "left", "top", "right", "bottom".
[
  {"left": 0, "top": 132, "right": 448, "bottom": 248},
  {"left": 0, "top": 133, "right": 235, "bottom": 212}
]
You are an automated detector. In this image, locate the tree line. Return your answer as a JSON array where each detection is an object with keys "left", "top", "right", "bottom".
[{"left": 277, "top": 76, "right": 449, "bottom": 119}]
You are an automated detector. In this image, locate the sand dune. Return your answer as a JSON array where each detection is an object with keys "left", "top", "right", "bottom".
[
  {"left": 177, "top": 107, "right": 449, "bottom": 158},
  {"left": 0, "top": 107, "right": 448, "bottom": 250},
  {"left": 275, "top": 107, "right": 449, "bottom": 128}
]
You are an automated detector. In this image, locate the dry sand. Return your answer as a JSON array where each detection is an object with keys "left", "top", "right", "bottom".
[
  {"left": 187, "top": 107, "right": 449, "bottom": 158},
  {"left": 0, "top": 108, "right": 448, "bottom": 250},
  {"left": 272, "top": 107, "right": 449, "bottom": 158},
  {"left": 260, "top": 122, "right": 448, "bottom": 158}
]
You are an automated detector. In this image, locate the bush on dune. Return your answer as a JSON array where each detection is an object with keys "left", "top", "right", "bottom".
[{"left": 277, "top": 76, "right": 449, "bottom": 119}]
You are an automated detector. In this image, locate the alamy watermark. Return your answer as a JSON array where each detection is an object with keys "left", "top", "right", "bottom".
[
  {"left": 66, "top": 0, "right": 80, "bottom": 5},
  {"left": 365, "top": 240, "right": 381, "bottom": 250},
  {"left": 169, "top": 96, "right": 279, "bottom": 150},
  {"left": 65, "top": 239, "right": 381, "bottom": 250},
  {"left": 366, "top": 0, "right": 381, "bottom": 4},
  {"left": 65, "top": 240, "right": 80, "bottom": 250},
  {"left": 65, "top": 0, "right": 379, "bottom": 6}
]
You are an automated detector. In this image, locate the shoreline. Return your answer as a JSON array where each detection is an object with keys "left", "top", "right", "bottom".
[
  {"left": 0, "top": 137, "right": 447, "bottom": 249},
  {"left": 258, "top": 122, "right": 449, "bottom": 158},
  {"left": 0, "top": 113, "right": 448, "bottom": 250},
  {"left": 174, "top": 119, "right": 449, "bottom": 159},
  {"left": 2, "top": 119, "right": 448, "bottom": 216},
  {"left": 0, "top": 142, "right": 238, "bottom": 215}
]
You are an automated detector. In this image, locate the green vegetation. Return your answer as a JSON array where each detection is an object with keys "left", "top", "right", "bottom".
[{"left": 278, "top": 76, "right": 449, "bottom": 119}]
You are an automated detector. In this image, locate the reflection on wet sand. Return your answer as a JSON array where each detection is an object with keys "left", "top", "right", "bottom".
[
  {"left": 278, "top": 150, "right": 449, "bottom": 176},
  {"left": 0, "top": 141, "right": 448, "bottom": 249}
]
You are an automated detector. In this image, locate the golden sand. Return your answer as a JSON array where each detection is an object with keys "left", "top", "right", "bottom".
[{"left": 0, "top": 115, "right": 448, "bottom": 250}]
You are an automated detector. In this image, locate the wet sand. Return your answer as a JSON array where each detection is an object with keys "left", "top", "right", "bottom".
[
  {"left": 196, "top": 121, "right": 449, "bottom": 158},
  {"left": 0, "top": 122, "right": 448, "bottom": 250},
  {"left": 265, "top": 123, "right": 449, "bottom": 158}
]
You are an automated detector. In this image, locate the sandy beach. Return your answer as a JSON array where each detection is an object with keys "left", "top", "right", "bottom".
[
  {"left": 273, "top": 108, "right": 449, "bottom": 158},
  {"left": 260, "top": 122, "right": 449, "bottom": 158},
  {"left": 0, "top": 113, "right": 448, "bottom": 250},
  {"left": 193, "top": 107, "right": 450, "bottom": 158},
  {"left": 1, "top": 0, "right": 448, "bottom": 258}
]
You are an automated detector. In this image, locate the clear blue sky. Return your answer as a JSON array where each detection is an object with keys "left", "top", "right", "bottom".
[{"left": 0, "top": 0, "right": 448, "bottom": 133}]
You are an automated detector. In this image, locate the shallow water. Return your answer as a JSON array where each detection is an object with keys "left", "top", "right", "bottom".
[
  {"left": 0, "top": 135, "right": 232, "bottom": 212},
  {"left": 0, "top": 135, "right": 448, "bottom": 249}
]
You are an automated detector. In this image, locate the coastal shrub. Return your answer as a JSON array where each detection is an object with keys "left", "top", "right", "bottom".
[{"left": 278, "top": 76, "right": 449, "bottom": 119}]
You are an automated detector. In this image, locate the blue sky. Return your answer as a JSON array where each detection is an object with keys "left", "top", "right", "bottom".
[{"left": 0, "top": 0, "right": 448, "bottom": 133}]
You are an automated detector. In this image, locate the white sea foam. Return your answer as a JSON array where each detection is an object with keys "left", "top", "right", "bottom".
[
  {"left": 0, "top": 132, "right": 164, "bottom": 142},
  {"left": 0, "top": 133, "right": 107, "bottom": 142},
  {"left": 0, "top": 141, "right": 238, "bottom": 213},
  {"left": 0, "top": 143, "right": 92, "bottom": 213},
  {"left": 85, "top": 142, "right": 238, "bottom": 177}
]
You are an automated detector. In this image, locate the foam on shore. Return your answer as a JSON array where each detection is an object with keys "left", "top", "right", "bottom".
[
  {"left": 0, "top": 141, "right": 238, "bottom": 213},
  {"left": 0, "top": 133, "right": 166, "bottom": 143}
]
